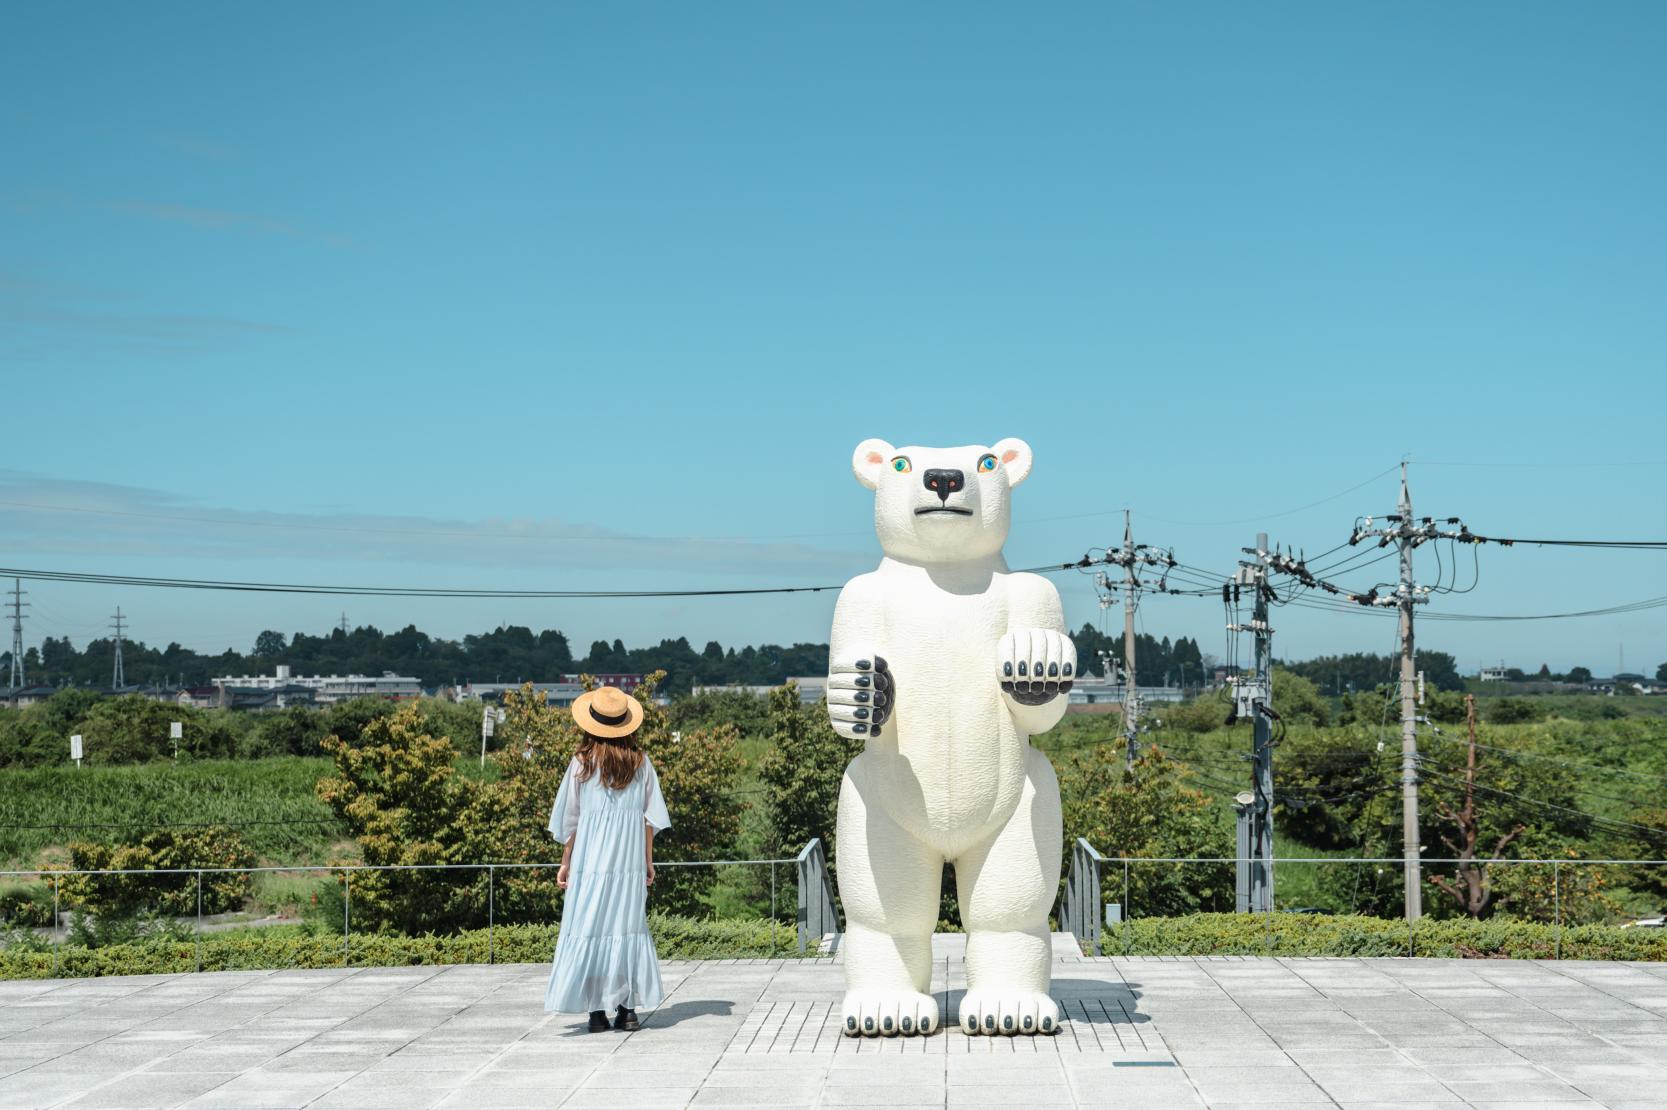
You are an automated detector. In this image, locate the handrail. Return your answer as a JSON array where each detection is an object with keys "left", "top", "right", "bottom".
[
  {"left": 0, "top": 858, "right": 798, "bottom": 879},
  {"left": 795, "top": 837, "right": 841, "bottom": 955},
  {"left": 1058, "top": 838, "right": 1105, "bottom": 956}
]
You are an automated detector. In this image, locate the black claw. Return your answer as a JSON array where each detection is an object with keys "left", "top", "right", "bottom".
[
  {"left": 1041, "top": 1016, "right": 1055, "bottom": 1032},
  {"left": 847, "top": 1016, "right": 857, "bottom": 1031},
  {"left": 864, "top": 1017, "right": 875, "bottom": 1033},
  {"left": 1033, "top": 660, "right": 1044, "bottom": 677},
  {"left": 882, "top": 1017, "right": 893, "bottom": 1032},
  {"left": 1048, "top": 663, "right": 1059, "bottom": 677},
  {"left": 855, "top": 674, "right": 871, "bottom": 688},
  {"left": 1003, "top": 1016, "right": 1014, "bottom": 1031},
  {"left": 855, "top": 659, "right": 872, "bottom": 671},
  {"left": 1017, "top": 661, "right": 1027, "bottom": 676},
  {"left": 1062, "top": 663, "right": 1073, "bottom": 677},
  {"left": 854, "top": 691, "right": 869, "bottom": 703},
  {"left": 984, "top": 1015, "right": 996, "bottom": 1032},
  {"left": 900, "top": 1017, "right": 913, "bottom": 1033},
  {"left": 1003, "top": 661, "right": 1013, "bottom": 677},
  {"left": 851, "top": 722, "right": 867, "bottom": 735},
  {"left": 853, "top": 707, "right": 869, "bottom": 720},
  {"left": 1023, "top": 1017, "right": 1034, "bottom": 1031}
]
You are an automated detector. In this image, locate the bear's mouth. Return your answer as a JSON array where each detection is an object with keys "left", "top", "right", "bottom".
[{"left": 914, "top": 506, "right": 973, "bottom": 517}]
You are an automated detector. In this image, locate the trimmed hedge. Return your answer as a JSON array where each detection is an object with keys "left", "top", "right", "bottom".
[
  {"left": 11, "top": 910, "right": 1664, "bottom": 980},
  {"left": 0, "top": 912, "right": 803, "bottom": 980},
  {"left": 1094, "top": 912, "right": 1667, "bottom": 960}
]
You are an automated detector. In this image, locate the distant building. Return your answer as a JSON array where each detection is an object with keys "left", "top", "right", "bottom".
[
  {"left": 1068, "top": 678, "right": 1184, "bottom": 706},
  {"left": 562, "top": 673, "right": 644, "bottom": 693},
  {"left": 456, "top": 681, "right": 584, "bottom": 707},
  {"left": 217, "top": 684, "right": 320, "bottom": 711},
  {"left": 689, "top": 678, "right": 825, "bottom": 705},
  {"left": 177, "top": 686, "right": 220, "bottom": 709},
  {"left": 212, "top": 665, "right": 420, "bottom": 705},
  {"left": 6, "top": 684, "right": 57, "bottom": 707},
  {"left": 1479, "top": 665, "right": 1511, "bottom": 683}
]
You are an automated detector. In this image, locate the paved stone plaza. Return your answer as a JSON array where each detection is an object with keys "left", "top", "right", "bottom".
[{"left": 2, "top": 938, "right": 1666, "bottom": 1109}]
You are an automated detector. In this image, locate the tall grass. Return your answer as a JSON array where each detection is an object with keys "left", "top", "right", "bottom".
[{"left": 0, "top": 758, "right": 345, "bottom": 867}]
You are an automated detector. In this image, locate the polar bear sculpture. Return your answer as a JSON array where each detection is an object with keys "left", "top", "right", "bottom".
[{"left": 828, "top": 437, "right": 1072, "bottom": 1038}]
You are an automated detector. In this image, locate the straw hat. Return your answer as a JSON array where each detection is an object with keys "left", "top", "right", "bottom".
[{"left": 571, "top": 685, "right": 644, "bottom": 739}]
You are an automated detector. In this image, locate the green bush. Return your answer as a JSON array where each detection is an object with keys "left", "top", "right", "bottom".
[
  {"left": 1095, "top": 911, "right": 1667, "bottom": 959},
  {"left": 57, "top": 826, "right": 256, "bottom": 918},
  {"left": 0, "top": 883, "right": 54, "bottom": 927},
  {"left": 1488, "top": 698, "right": 1546, "bottom": 724},
  {"left": 0, "top": 911, "right": 803, "bottom": 979}
]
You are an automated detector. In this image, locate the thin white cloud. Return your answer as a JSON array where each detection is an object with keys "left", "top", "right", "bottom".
[
  {"left": 0, "top": 472, "right": 874, "bottom": 581},
  {"left": 103, "top": 199, "right": 361, "bottom": 251}
]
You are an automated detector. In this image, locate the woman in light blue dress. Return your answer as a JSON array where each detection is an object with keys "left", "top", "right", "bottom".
[{"left": 545, "top": 685, "right": 672, "bottom": 1032}]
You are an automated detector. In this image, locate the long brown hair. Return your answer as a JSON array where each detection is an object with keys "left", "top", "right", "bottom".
[{"left": 574, "top": 730, "right": 645, "bottom": 790}]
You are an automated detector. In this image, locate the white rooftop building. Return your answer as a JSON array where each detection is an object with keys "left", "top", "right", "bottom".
[{"left": 213, "top": 665, "right": 422, "bottom": 704}]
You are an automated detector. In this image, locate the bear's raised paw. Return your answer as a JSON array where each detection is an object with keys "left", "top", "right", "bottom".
[{"left": 828, "top": 653, "right": 893, "bottom": 740}]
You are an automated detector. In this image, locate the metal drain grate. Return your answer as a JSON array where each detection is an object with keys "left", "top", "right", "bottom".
[{"left": 727, "top": 996, "right": 1173, "bottom": 1056}]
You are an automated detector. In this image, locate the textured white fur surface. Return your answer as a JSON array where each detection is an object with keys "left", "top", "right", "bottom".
[{"left": 830, "top": 438, "right": 1073, "bottom": 1039}]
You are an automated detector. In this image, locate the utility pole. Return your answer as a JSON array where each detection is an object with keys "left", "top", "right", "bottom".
[
  {"left": 1341, "top": 462, "right": 1472, "bottom": 922},
  {"left": 1395, "top": 470, "right": 1420, "bottom": 921},
  {"left": 1092, "top": 513, "right": 1179, "bottom": 772},
  {"left": 1120, "top": 514, "right": 1139, "bottom": 770},
  {"left": 110, "top": 607, "right": 127, "bottom": 689},
  {"left": 1228, "top": 535, "right": 1275, "bottom": 913},
  {"left": 7, "top": 579, "right": 26, "bottom": 694}
]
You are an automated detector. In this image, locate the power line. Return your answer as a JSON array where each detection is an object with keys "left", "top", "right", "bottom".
[
  {"left": 1414, "top": 763, "right": 1667, "bottom": 843},
  {"left": 1128, "top": 465, "right": 1403, "bottom": 528},
  {"left": 0, "top": 566, "right": 853, "bottom": 599}
]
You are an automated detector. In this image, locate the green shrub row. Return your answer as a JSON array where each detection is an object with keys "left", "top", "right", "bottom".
[
  {"left": 1094, "top": 911, "right": 1667, "bottom": 960},
  {"left": 0, "top": 911, "right": 804, "bottom": 979}
]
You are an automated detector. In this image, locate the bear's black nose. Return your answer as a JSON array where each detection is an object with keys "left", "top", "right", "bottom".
[{"left": 923, "top": 468, "right": 964, "bottom": 503}]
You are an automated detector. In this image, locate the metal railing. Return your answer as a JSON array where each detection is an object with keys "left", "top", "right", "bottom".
[
  {"left": 1057, "top": 838, "right": 1106, "bottom": 956},
  {"left": 796, "top": 837, "right": 841, "bottom": 955},
  {"left": 0, "top": 851, "right": 826, "bottom": 977},
  {"left": 1057, "top": 845, "right": 1667, "bottom": 959}
]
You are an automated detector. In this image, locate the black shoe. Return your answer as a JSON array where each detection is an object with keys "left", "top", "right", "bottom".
[
  {"left": 614, "top": 1005, "right": 639, "bottom": 1032},
  {"left": 587, "top": 1010, "right": 610, "bottom": 1032}
]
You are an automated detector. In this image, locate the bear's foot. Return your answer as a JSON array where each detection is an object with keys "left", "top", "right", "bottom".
[
  {"left": 841, "top": 989, "right": 939, "bottom": 1037},
  {"left": 958, "top": 989, "right": 1059, "bottom": 1036}
]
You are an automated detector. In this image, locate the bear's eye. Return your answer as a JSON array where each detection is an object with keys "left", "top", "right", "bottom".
[
  {"left": 891, "top": 457, "right": 912, "bottom": 474},
  {"left": 977, "top": 454, "right": 998, "bottom": 473}
]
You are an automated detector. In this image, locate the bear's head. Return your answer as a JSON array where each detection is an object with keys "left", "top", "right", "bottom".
[{"left": 851, "top": 438, "right": 1032, "bottom": 564}]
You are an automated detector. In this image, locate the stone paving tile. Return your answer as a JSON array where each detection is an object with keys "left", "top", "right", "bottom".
[{"left": 6, "top": 952, "right": 1667, "bottom": 1109}]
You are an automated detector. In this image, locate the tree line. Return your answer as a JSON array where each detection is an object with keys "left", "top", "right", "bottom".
[
  {"left": 6, "top": 623, "right": 831, "bottom": 695},
  {"left": 6, "top": 620, "right": 1217, "bottom": 695}
]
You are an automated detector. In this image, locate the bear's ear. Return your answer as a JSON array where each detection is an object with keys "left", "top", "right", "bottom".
[
  {"left": 852, "top": 438, "right": 895, "bottom": 490},
  {"left": 991, "top": 438, "right": 1033, "bottom": 487}
]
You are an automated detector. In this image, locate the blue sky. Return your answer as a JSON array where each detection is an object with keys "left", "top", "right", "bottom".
[{"left": 2, "top": 1, "right": 1664, "bottom": 675}]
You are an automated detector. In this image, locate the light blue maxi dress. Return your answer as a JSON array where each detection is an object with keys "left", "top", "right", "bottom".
[{"left": 544, "top": 755, "right": 672, "bottom": 1013}]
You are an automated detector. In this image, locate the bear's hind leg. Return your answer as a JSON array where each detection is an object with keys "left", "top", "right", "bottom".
[
  {"left": 836, "top": 759, "right": 941, "bottom": 1037},
  {"left": 955, "top": 746, "right": 1064, "bottom": 1036}
]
